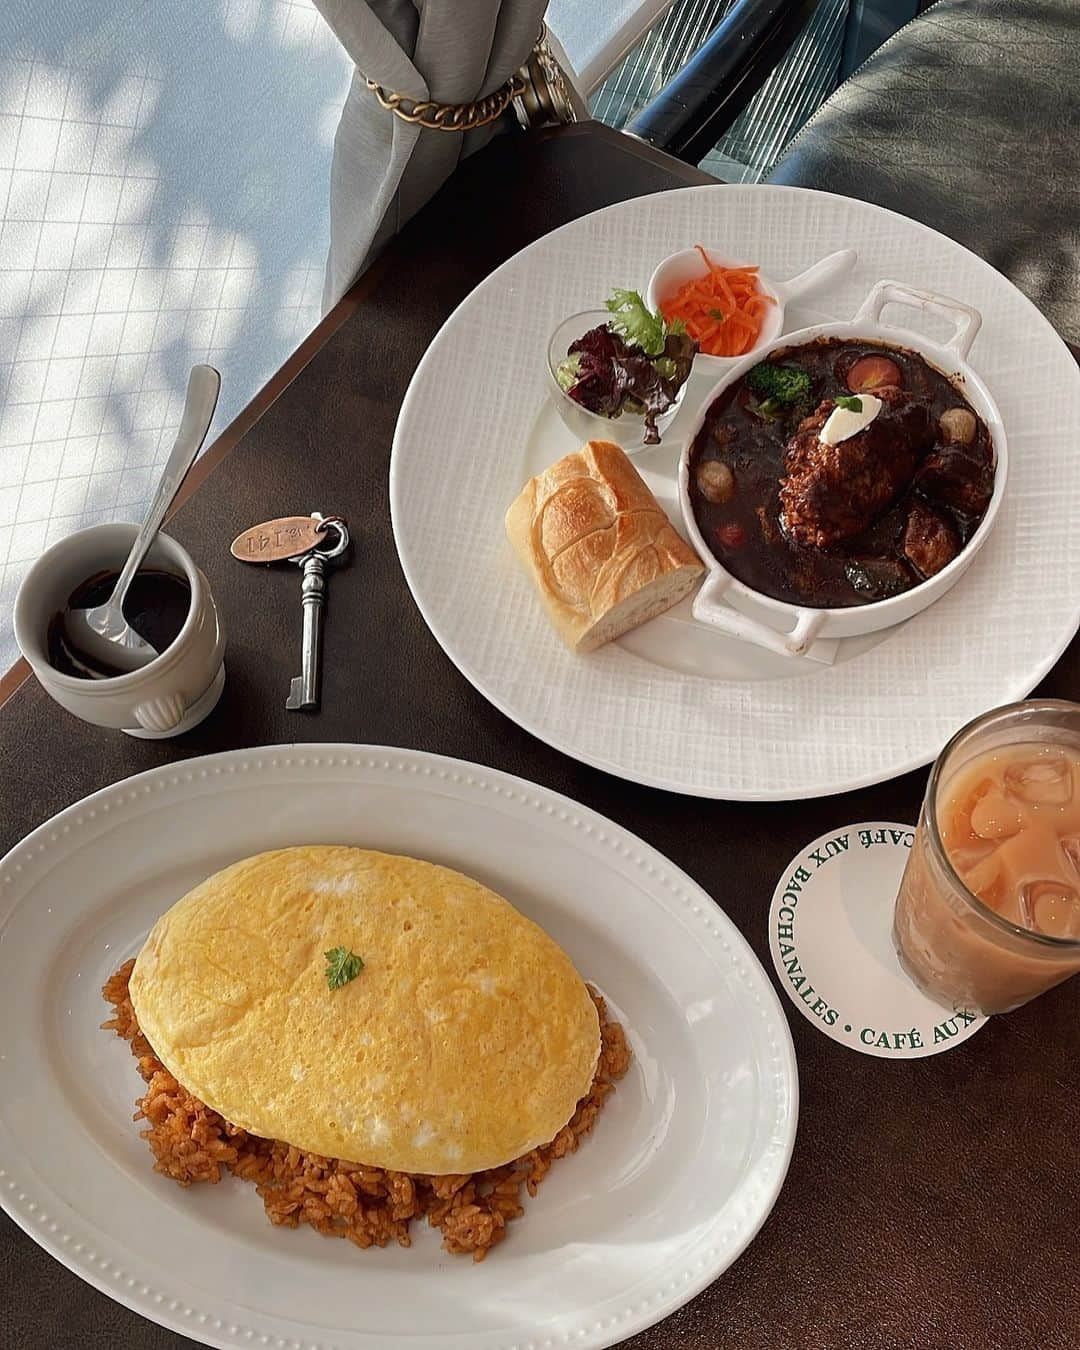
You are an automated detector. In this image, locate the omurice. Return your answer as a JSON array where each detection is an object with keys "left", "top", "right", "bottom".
[{"left": 103, "top": 846, "right": 631, "bottom": 1259}]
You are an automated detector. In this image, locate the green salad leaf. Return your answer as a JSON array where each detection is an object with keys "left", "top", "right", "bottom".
[
  {"left": 555, "top": 352, "right": 583, "bottom": 392},
  {"left": 605, "top": 288, "right": 667, "bottom": 356}
]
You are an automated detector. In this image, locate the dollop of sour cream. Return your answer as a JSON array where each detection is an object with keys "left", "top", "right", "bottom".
[{"left": 819, "top": 393, "right": 882, "bottom": 446}]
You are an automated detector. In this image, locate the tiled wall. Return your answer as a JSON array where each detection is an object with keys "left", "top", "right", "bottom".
[{"left": 0, "top": 0, "right": 353, "bottom": 672}]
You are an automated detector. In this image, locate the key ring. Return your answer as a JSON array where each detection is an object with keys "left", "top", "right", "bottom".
[{"left": 301, "top": 512, "right": 350, "bottom": 562}]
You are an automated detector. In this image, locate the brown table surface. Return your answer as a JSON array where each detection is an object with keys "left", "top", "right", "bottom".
[{"left": 2, "top": 122, "right": 1079, "bottom": 1350}]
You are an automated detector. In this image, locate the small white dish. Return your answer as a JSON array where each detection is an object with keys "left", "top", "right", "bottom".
[
  {"left": 646, "top": 246, "right": 857, "bottom": 375},
  {"left": 546, "top": 308, "right": 687, "bottom": 451},
  {"left": 677, "top": 279, "right": 1008, "bottom": 658},
  {"left": 0, "top": 745, "right": 797, "bottom": 1349},
  {"left": 13, "top": 522, "right": 226, "bottom": 737}
]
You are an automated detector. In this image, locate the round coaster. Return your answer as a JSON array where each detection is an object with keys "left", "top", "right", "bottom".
[{"left": 768, "top": 821, "right": 987, "bottom": 1058}]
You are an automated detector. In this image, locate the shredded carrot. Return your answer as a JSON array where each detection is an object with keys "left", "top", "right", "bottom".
[{"left": 660, "top": 246, "right": 775, "bottom": 357}]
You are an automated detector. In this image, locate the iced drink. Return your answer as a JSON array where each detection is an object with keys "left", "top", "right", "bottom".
[{"left": 894, "top": 700, "right": 1080, "bottom": 1014}]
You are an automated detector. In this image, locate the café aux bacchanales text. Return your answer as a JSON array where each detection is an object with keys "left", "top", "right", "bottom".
[{"left": 775, "top": 827, "right": 979, "bottom": 1050}]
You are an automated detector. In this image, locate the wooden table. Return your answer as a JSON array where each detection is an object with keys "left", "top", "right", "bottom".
[{"left": 2, "top": 122, "right": 1078, "bottom": 1350}]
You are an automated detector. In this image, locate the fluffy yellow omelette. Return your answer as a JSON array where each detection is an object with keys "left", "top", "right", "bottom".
[{"left": 129, "top": 847, "right": 601, "bottom": 1175}]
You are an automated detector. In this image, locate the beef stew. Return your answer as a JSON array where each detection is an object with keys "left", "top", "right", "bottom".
[{"left": 687, "top": 338, "right": 995, "bottom": 608}]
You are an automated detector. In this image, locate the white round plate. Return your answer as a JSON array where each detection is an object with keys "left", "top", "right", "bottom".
[
  {"left": 390, "top": 185, "right": 1080, "bottom": 799},
  {"left": 0, "top": 745, "right": 797, "bottom": 1350}
]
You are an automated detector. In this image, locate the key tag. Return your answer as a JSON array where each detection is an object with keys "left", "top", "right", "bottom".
[
  {"left": 230, "top": 512, "right": 350, "bottom": 712},
  {"left": 231, "top": 514, "right": 334, "bottom": 563}
]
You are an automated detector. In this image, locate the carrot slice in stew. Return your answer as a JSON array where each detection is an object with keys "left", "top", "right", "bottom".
[{"left": 846, "top": 355, "right": 903, "bottom": 391}]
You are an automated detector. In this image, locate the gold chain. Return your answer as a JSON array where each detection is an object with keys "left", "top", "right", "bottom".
[{"left": 366, "top": 71, "right": 527, "bottom": 133}]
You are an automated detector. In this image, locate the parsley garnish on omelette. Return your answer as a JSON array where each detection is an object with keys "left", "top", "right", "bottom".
[{"left": 325, "top": 946, "right": 364, "bottom": 990}]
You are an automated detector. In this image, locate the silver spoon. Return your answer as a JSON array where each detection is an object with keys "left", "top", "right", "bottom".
[{"left": 65, "top": 364, "right": 221, "bottom": 674}]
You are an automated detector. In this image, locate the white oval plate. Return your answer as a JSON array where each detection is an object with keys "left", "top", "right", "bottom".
[
  {"left": 0, "top": 745, "right": 797, "bottom": 1350},
  {"left": 390, "top": 185, "right": 1080, "bottom": 799}
]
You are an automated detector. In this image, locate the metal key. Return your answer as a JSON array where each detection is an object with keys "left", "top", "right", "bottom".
[{"left": 285, "top": 513, "right": 350, "bottom": 711}]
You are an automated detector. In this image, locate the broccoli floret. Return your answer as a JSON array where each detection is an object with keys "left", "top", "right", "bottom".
[{"left": 745, "top": 362, "right": 812, "bottom": 406}]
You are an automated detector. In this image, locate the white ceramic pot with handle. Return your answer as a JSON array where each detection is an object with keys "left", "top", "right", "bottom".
[
  {"left": 14, "top": 523, "right": 226, "bottom": 737},
  {"left": 677, "top": 280, "right": 1008, "bottom": 658}
]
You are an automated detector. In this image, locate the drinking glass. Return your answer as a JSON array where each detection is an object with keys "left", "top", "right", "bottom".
[{"left": 893, "top": 699, "right": 1080, "bottom": 1014}]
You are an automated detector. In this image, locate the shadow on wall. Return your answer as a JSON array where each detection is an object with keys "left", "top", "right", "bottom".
[{"left": 0, "top": 0, "right": 352, "bottom": 655}]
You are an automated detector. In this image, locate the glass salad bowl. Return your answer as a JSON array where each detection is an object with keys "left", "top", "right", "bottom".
[{"left": 546, "top": 309, "right": 691, "bottom": 454}]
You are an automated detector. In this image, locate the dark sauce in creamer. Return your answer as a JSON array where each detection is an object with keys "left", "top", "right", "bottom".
[
  {"left": 687, "top": 338, "right": 994, "bottom": 608},
  {"left": 47, "top": 569, "right": 192, "bottom": 678}
]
